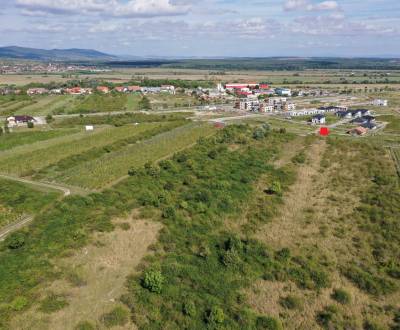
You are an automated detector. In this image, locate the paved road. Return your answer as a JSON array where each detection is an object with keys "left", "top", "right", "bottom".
[
  {"left": 0, "top": 174, "right": 71, "bottom": 196},
  {"left": 0, "top": 215, "right": 33, "bottom": 241}
]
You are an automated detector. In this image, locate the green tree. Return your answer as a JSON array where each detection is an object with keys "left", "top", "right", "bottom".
[
  {"left": 142, "top": 270, "right": 164, "bottom": 293},
  {"left": 139, "top": 96, "right": 151, "bottom": 110}
]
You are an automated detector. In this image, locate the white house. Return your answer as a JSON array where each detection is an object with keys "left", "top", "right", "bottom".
[
  {"left": 311, "top": 114, "right": 326, "bottom": 125},
  {"left": 372, "top": 99, "right": 388, "bottom": 107},
  {"left": 275, "top": 88, "right": 292, "bottom": 97},
  {"left": 6, "top": 115, "right": 36, "bottom": 128}
]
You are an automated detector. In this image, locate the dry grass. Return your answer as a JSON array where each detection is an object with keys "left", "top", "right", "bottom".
[
  {"left": 10, "top": 212, "right": 162, "bottom": 330},
  {"left": 246, "top": 138, "right": 398, "bottom": 328}
]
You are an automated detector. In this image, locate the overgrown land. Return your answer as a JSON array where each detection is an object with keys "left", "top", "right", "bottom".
[{"left": 0, "top": 124, "right": 399, "bottom": 329}]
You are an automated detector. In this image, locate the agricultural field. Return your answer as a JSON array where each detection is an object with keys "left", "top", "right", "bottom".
[
  {"left": 0, "top": 128, "right": 78, "bottom": 152},
  {"left": 55, "top": 122, "right": 216, "bottom": 189},
  {"left": 0, "top": 124, "right": 163, "bottom": 177}
]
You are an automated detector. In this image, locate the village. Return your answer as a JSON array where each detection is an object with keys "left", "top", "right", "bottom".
[{"left": 1, "top": 80, "right": 389, "bottom": 137}]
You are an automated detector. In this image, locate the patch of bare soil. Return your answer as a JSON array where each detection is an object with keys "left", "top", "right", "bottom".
[{"left": 11, "top": 214, "right": 162, "bottom": 330}]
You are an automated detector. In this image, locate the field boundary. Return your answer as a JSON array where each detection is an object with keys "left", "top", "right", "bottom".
[{"left": 0, "top": 174, "right": 71, "bottom": 196}]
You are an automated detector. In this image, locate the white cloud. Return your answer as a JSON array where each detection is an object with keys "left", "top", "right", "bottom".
[
  {"left": 284, "top": 0, "right": 340, "bottom": 12},
  {"left": 308, "top": 1, "right": 339, "bottom": 11},
  {"left": 16, "top": 0, "right": 191, "bottom": 17}
]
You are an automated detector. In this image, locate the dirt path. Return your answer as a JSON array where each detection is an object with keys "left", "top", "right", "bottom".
[
  {"left": 0, "top": 174, "right": 71, "bottom": 196},
  {"left": 0, "top": 215, "right": 33, "bottom": 241},
  {"left": 256, "top": 139, "right": 327, "bottom": 249}
]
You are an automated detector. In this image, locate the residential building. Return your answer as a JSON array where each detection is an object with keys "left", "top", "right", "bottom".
[
  {"left": 27, "top": 88, "right": 48, "bottom": 95},
  {"left": 6, "top": 115, "right": 36, "bottom": 127},
  {"left": 96, "top": 86, "right": 110, "bottom": 94},
  {"left": 311, "top": 114, "right": 326, "bottom": 125},
  {"left": 114, "top": 86, "right": 128, "bottom": 93},
  {"left": 372, "top": 99, "right": 388, "bottom": 107},
  {"left": 284, "top": 103, "right": 296, "bottom": 112},
  {"left": 128, "top": 86, "right": 141, "bottom": 92},
  {"left": 275, "top": 88, "right": 292, "bottom": 97},
  {"left": 239, "top": 98, "right": 260, "bottom": 111},
  {"left": 260, "top": 104, "right": 274, "bottom": 113},
  {"left": 161, "top": 85, "right": 176, "bottom": 95}
]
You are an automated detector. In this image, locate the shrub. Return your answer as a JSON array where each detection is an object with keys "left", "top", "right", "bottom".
[
  {"left": 39, "top": 293, "right": 69, "bottom": 313},
  {"left": 101, "top": 306, "right": 129, "bottom": 328},
  {"left": 127, "top": 167, "right": 137, "bottom": 176},
  {"left": 10, "top": 296, "right": 29, "bottom": 311},
  {"left": 267, "top": 181, "right": 282, "bottom": 196},
  {"left": 331, "top": 288, "right": 351, "bottom": 305},
  {"left": 317, "top": 305, "right": 344, "bottom": 329},
  {"left": 182, "top": 300, "right": 196, "bottom": 317},
  {"left": 253, "top": 128, "right": 266, "bottom": 140},
  {"left": 27, "top": 121, "right": 34, "bottom": 129},
  {"left": 74, "top": 321, "right": 96, "bottom": 330},
  {"left": 256, "top": 316, "right": 283, "bottom": 330},
  {"left": 206, "top": 306, "right": 225, "bottom": 324},
  {"left": 162, "top": 206, "right": 176, "bottom": 219},
  {"left": 6, "top": 232, "right": 26, "bottom": 250},
  {"left": 343, "top": 265, "right": 396, "bottom": 296},
  {"left": 142, "top": 270, "right": 164, "bottom": 293},
  {"left": 280, "top": 295, "right": 303, "bottom": 310},
  {"left": 363, "top": 320, "right": 386, "bottom": 330},
  {"left": 292, "top": 151, "right": 306, "bottom": 164}
]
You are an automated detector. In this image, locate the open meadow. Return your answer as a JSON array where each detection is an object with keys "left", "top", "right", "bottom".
[{"left": 0, "top": 67, "right": 399, "bottom": 330}]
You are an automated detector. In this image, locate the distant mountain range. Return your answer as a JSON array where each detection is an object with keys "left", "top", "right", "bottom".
[{"left": 0, "top": 46, "right": 118, "bottom": 61}]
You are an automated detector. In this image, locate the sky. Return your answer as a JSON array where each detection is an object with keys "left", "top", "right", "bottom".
[{"left": 0, "top": 0, "right": 400, "bottom": 57}]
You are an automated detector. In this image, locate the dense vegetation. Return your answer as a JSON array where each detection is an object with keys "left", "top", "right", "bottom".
[
  {"left": 0, "top": 178, "right": 60, "bottom": 228},
  {"left": 162, "top": 58, "right": 400, "bottom": 71},
  {"left": 53, "top": 112, "right": 191, "bottom": 128},
  {"left": 0, "top": 125, "right": 294, "bottom": 328}
]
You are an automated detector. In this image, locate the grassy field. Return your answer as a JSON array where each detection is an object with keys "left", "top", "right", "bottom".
[
  {"left": 0, "top": 178, "right": 60, "bottom": 229},
  {"left": 57, "top": 122, "right": 216, "bottom": 189},
  {"left": 0, "top": 128, "right": 78, "bottom": 152},
  {"left": 0, "top": 124, "right": 160, "bottom": 177},
  {"left": 14, "top": 95, "right": 73, "bottom": 116}
]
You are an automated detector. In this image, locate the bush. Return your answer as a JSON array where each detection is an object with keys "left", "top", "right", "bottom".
[
  {"left": 10, "top": 296, "right": 29, "bottom": 311},
  {"left": 27, "top": 121, "right": 34, "bottom": 129},
  {"left": 39, "top": 293, "right": 69, "bottom": 313},
  {"left": 101, "top": 306, "right": 129, "bottom": 328},
  {"left": 253, "top": 128, "right": 266, "bottom": 140},
  {"left": 182, "top": 300, "right": 196, "bottom": 317},
  {"left": 142, "top": 270, "right": 164, "bottom": 293},
  {"left": 267, "top": 181, "right": 282, "bottom": 196},
  {"left": 74, "top": 321, "right": 96, "bottom": 330},
  {"left": 363, "top": 320, "right": 386, "bottom": 330},
  {"left": 331, "top": 288, "right": 351, "bottom": 305},
  {"left": 6, "top": 232, "right": 26, "bottom": 250},
  {"left": 256, "top": 316, "right": 283, "bottom": 330},
  {"left": 206, "top": 306, "right": 225, "bottom": 324},
  {"left": 280, "top": 295, "right": 303, "bottom": 310}
]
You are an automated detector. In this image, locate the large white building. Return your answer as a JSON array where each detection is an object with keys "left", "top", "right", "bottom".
[
  {"left": 372, "top": 99, "right": 388, "bottom": 107},
  {"left": 275, "top": 88, "right": 292, "bottom": 97},
  {"left": 239, "top": 98, "right": 260, "bottom": 111}
]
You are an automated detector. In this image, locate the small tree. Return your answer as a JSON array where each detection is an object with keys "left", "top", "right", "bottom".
[
  {"left": 27, "top": 121, "right": 34, "bottom": 129},
  {"left": 142, "top": 270, "right": 164, "bottom": 293},
  {"left": 267, "top": 181, "right": 282, "bottom": 196},
  {"left": 139, "top": 96, "right": 151, "bottom": 110},
  {"left": 206, "top": 306, "right": 225, "bottom": 324}
]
